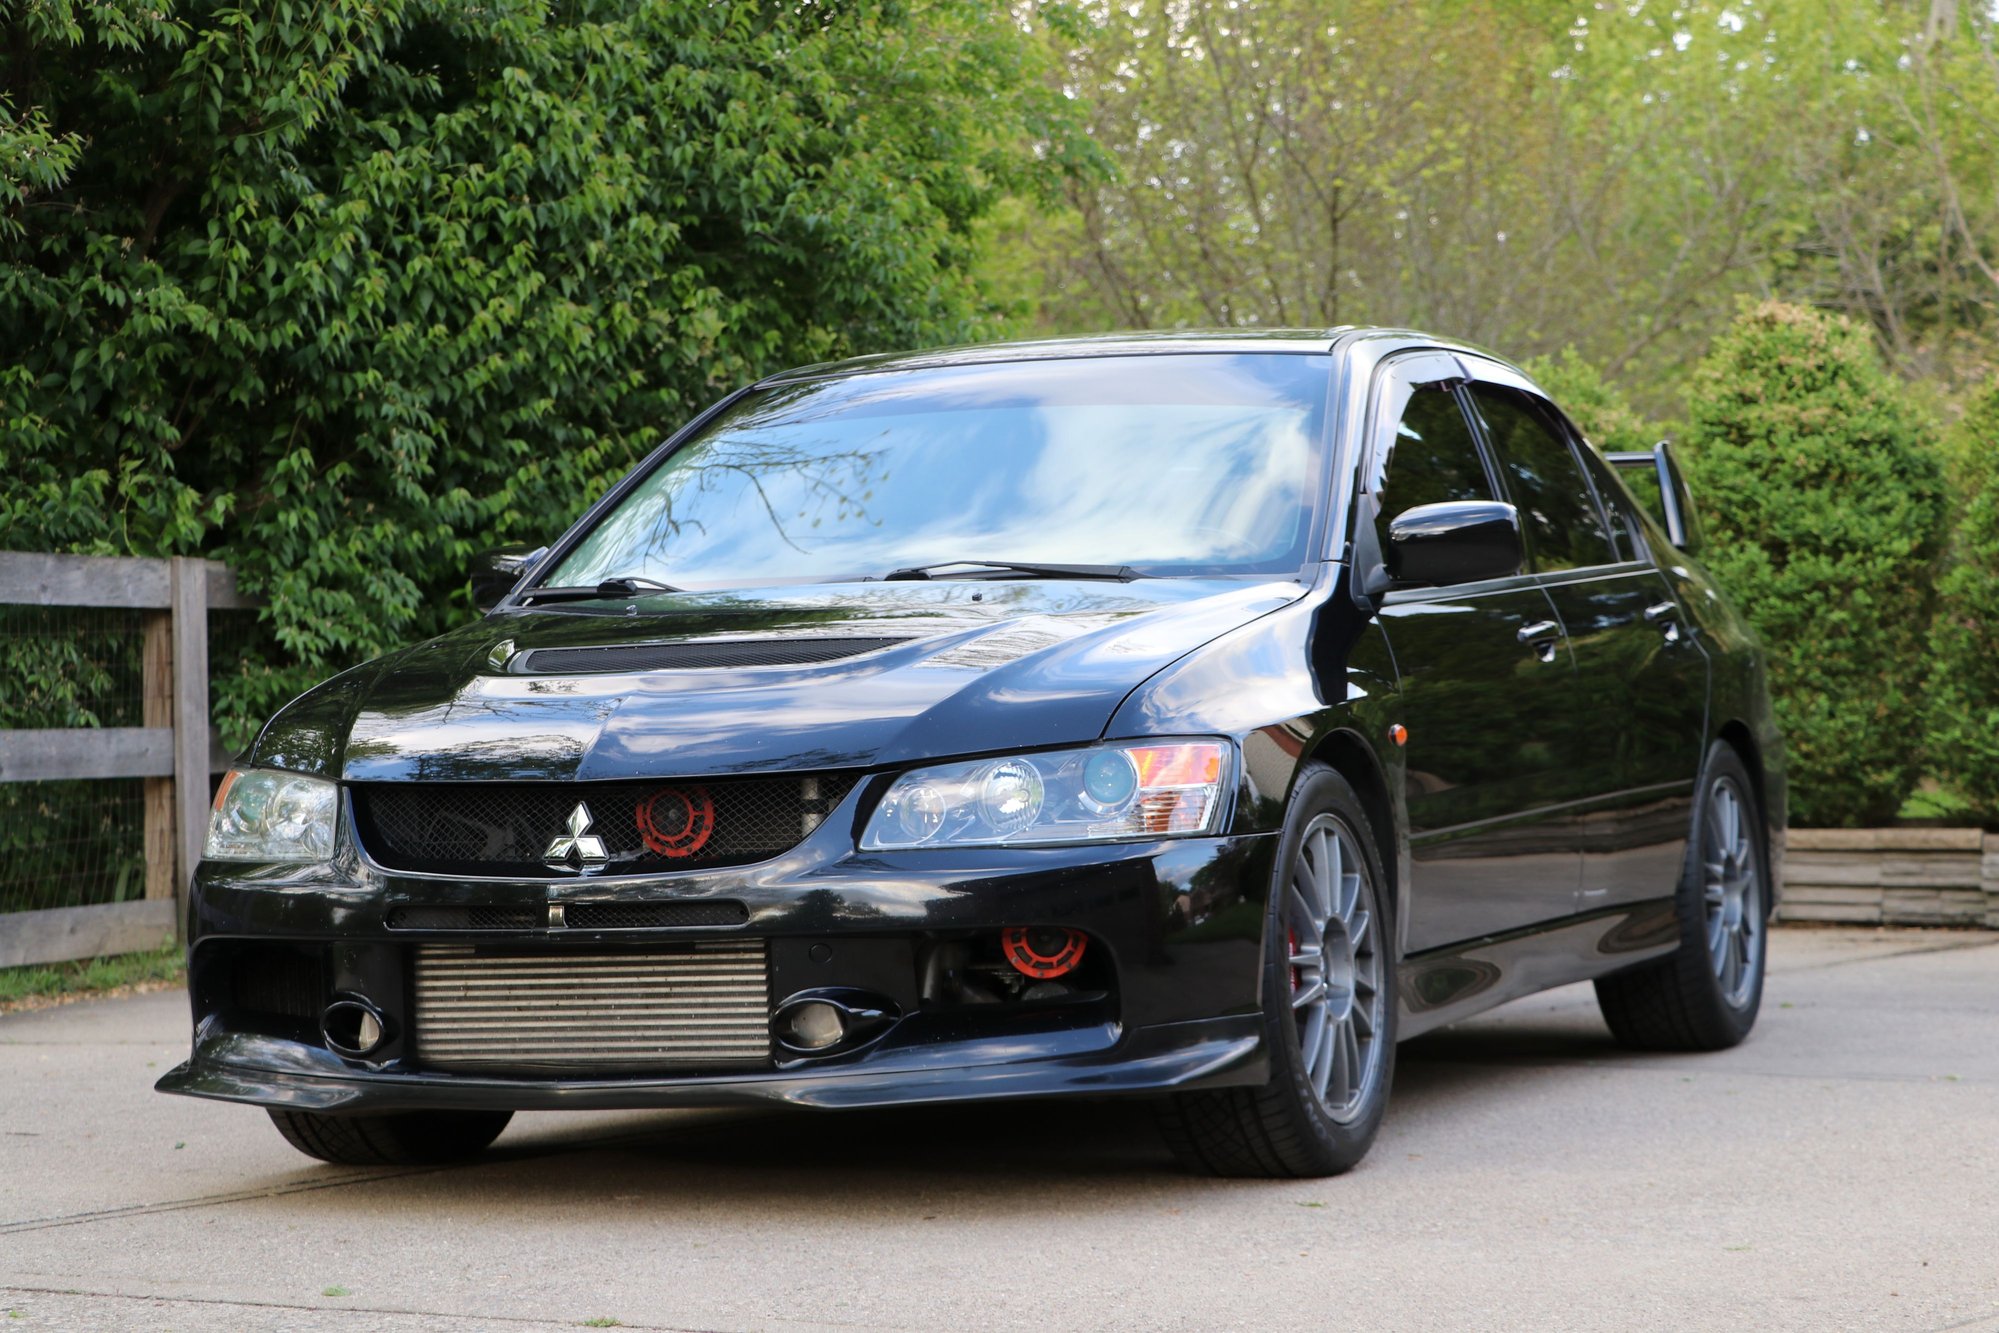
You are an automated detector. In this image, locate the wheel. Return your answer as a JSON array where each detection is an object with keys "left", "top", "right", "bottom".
[
  {"left": 1156, "top": 767, "right": 1396, "bottom": 1177},
  {"left": 267, "top": 1108, "right": 513, "bottom": 1166},
  {"left": 1594, "top": 741, "right": 1769, "bottom": 1051}
]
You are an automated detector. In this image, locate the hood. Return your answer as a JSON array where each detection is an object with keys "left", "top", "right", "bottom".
[{"left": 251, "top": 579, "right": 1306, "bottom": 784}]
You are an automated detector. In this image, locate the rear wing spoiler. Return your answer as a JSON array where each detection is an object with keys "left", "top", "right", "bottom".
[{"left": 1607, "top": 441, "right": 1702, "bottom": 554}]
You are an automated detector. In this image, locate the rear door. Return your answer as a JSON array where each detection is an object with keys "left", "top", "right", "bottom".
[
  {"left": 1462, "top": 368, "right": 1708, "bottom": 912},
  {"left": 1365, "top": 356, "right": 1583, "bottom": 952}
]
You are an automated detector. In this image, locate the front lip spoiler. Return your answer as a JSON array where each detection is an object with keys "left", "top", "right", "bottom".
[{"left": 155, "top": 1015, "right": 1266, "bottom": 1114}]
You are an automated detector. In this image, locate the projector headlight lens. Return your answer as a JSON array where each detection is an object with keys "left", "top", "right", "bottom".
[{"left": 1080, "top": 749, "right": 1141, "bottom": 815}]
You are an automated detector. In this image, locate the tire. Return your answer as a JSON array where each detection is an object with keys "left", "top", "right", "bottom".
[
  {"left": 1594, "top": 741, "right": 1769, "bottom": 1051},
  {"left": 1156, "top": 766, "right": 1397, "bottom": 1177},
  {"left": 267, "top": 1108, "right": 513, "bottom": 1166}
]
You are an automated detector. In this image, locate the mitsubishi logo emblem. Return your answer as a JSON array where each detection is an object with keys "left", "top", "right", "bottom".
[{"left": 544, "top": 802, "right": 609, "bottom": 872}]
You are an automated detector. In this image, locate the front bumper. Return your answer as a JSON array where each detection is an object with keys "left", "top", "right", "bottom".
[
  {"left": 156, "top": 1013, "right": 1266, "bottom": 1113},
  {"left": 159, "top": 828, "right": 1279, "bottom": 1114}
]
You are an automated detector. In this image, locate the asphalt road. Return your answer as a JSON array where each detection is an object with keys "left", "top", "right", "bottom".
[{"left": 2, "top": 925, "right": 1996, "bottom": 1332}]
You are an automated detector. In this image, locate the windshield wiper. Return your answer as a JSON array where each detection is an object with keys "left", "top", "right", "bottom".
[
  {"left": 521, "top": 576, "right": 683, "bottom": 603},
  {"left": 881, "top": 560, "right": 1146, "bottom": 583}
]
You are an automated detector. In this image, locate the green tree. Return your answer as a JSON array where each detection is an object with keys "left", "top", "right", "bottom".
[
  {"left": 1001, "top": 1, "right": 1999, "bottom": 408},
  {"left": 0, "top": 0, "right": 1084, "bottom": 737},
  {"left": 1683, "top": 301, "right": 1946, "bottom": 826},
  {"left": 1926, "top": 378, "right": 1999, "bottom": 823},
  {"left": 1524, "top": 348, "right": 1661, "bottom": 455}
]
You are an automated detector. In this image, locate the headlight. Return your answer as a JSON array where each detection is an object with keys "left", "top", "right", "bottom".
[
  {"left": 861, "top": 740, "right": 1230, "bottom": 850},
  {"left": 204, "top": 769, "right": 339, "bottom": 863}
]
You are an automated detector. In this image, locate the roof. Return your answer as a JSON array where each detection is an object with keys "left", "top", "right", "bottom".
[{"left": 756, "top": 328, "right": 1363, "bottom": 386}]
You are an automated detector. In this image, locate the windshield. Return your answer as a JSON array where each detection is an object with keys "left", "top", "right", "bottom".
[{"left": 544, "top": 352, "right": 1329, "bottom": 590}]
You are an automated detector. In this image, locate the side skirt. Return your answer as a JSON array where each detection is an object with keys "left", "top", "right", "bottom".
[{"left": 1395, "top": 897, "right": 1679, "bottom": 1041}]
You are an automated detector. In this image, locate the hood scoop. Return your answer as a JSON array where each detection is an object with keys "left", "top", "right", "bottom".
[{"left": 517, "top": 635, "right": 912, "bottom": 675}]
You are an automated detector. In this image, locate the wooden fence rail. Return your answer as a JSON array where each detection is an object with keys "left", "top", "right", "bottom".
[
  {"left": 1777, "top": 827, "right": 1999, "bottom": 927},
  {"left": 0, "top": 551, "right": 257, "bottom": 969}
]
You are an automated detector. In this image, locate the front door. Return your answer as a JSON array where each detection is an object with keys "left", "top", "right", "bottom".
[
  {"left": 1366, "top": 361, "right": 1583, "bottom": 953},
  {"left": 1463, "top": 374, "right": 1709, "bottom": 912}
]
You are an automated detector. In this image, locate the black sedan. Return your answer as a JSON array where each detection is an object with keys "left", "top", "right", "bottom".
[{"left": 159, "top": 329, "right": 1785, "bottom": 1177}]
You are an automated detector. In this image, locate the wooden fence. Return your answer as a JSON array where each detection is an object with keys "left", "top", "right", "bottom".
[
  {"left": 1778, "top": 827, "right": 1999, "bottom": 928},
  {"left": 0, "top": 552, "right": 255, "bottom": 968}
]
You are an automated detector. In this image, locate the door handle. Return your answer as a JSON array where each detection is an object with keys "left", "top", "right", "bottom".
[
  {"left": 1517, "top": 620, "right": 1562, "bottom": 663},
  {"left": 1644, "top": 600, "right": 1684, "bottom": 645}
]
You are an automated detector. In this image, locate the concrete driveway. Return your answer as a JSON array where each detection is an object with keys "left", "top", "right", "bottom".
[{"left": 2, "top": 925, "right": 1995, "bottom": 1332}]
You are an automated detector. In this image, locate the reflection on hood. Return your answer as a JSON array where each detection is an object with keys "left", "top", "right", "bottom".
[{"left": 251, "top": 578, "right": 1306, "bottom": 784}]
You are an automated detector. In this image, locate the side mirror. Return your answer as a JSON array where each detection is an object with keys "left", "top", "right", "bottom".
[
  {"left": 1607, "top": 440, "right": 1702, "bottom": 553},
  {"left": 1387, "top": 501, "right": 1523, "bottom": 587},
  {"left": 471, "top": 545, "right": 548, "bottom": 612}
]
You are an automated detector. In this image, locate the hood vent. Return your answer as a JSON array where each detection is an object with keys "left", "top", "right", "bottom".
[{"left": 518, "top": 636, "right": 910, "bottom": 674}]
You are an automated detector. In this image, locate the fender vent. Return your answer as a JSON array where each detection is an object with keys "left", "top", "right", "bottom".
[{"left": 519, "top": 636, "right": 909, "bottom": 674}]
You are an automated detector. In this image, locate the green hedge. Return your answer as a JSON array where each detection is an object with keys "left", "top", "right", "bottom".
[
  {"left": 1926, "top": 380, "right": 1999, "bottom": 823},
  {"left": 1682, "top": 302, "right": 1947, "bottom": 827},
  {"left": 0, "top": 0, "right": 1087, "bottom": 739}
]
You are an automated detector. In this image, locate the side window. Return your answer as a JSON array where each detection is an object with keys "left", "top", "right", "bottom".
[
  {"left": 1573, "top": 438, "right": 1647, "bottom": 562},
  {"left": 1372, "top": 385, "right": 1495, "bottom": 555},
  {"left": 1469, "top": 384, "right": 1616, "bottom": 571}
]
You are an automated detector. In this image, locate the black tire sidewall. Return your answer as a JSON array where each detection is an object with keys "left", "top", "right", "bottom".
[{"left": 1260, "top": 766, "right": 1397, "bottom": 1172}]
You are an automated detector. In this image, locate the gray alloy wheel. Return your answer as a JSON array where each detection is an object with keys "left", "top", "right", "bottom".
[
  {"left": 1595, "top": 741, "right": 1768, "bottom": 1051},
  {"left": 1702, "top": 774, "right": 1764, "bottom": 1011},
  {"left": 1283, "top": 813, "right": 1388, "bottom": 1125},
  {"left": 1156, "top": 766, "right": 1396, "bottom": 1177}
]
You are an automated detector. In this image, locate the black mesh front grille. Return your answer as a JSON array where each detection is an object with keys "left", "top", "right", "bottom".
[
  {"left": 568, "top": 901, "right": 749, "bottom": 929},
  {"left": 384, "top": 902, "right": 749, "bottom": 929},
  {"left": 387, "top": 906, "right": 542, "bottom": 930},
  {"left": 520, "top": 637, "right": 908, "bottom": 674},
  {"left": 232, "top": 946, "right": 327, "bottom": 1022},
  {"left": 352, "top": 774, "right": 856, "bottom": 877}
]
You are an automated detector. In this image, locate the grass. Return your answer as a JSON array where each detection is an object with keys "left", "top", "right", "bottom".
[{"left": 0, "top": 942, "right": 183, "bottom": 1012}]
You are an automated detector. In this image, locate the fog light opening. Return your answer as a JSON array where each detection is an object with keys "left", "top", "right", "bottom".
[
  {"left": 780, "top": 1000, "right": 847, "bottom": 1051},
  {"left": 322, "top": 998, "right": 387, "bottom": 1057},
  {"left": 1001, "top": 925, "right": 1088, "bottom": 980}
]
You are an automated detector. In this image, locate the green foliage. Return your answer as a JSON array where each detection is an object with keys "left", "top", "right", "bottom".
[
  {"left": 1925, "top": 379, "right": 1999, "bottom": 824},
  {"left": 1523, "top": 348, "right": 1662, "bottom": 455},
  {"left": 1, "top": 0, "right": 1081, "bottom": 731},
  {"left": 1684, "top": 302, "right": 1946, "bottom": 826},
  {"left": 1007, "top": 2, "right": 1999, "bottom": 408}
]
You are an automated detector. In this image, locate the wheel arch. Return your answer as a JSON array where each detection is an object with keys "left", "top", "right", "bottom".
[
  {"left": 1716, "top": 719, "right": 1764, "bottom": 811},
  {"left": 1296, "top": 727, "right": 1404, "bottom": 960},
  {"left": 1714, "top": 717, "right": 1781, "bottom": 919}
]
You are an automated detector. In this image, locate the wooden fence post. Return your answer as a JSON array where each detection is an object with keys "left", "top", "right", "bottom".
[
  {"left": 169, "top": 557, "right": 209, "bottom": 923},
  {"left": 142, "top": 612, "right": 177, "bottom": 904}
]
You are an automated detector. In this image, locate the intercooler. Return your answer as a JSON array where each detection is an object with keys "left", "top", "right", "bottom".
[{"left": 410, "top": 942, "right": 771, "bottom": 1072}]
